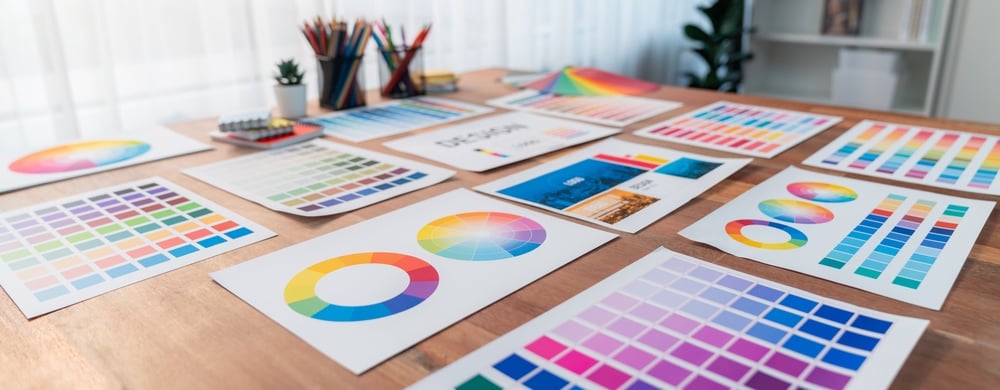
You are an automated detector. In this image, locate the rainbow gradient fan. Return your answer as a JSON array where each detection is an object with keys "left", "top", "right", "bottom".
[{"left": 523, "top": 67, "right": 660, "bottom": 96}]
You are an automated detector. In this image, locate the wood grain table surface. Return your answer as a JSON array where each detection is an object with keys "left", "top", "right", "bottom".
[{"left": 2, "top": 68, "right": 998, "bottom": 389}]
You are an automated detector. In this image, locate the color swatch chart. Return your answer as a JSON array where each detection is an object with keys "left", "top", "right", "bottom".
[
  {"left": 487, "top": 90, "right": 682, "bottom": 127},
  {"left": 298, "top": 96, "right": 494, "bottom": 142},
  {"left": 0, "top": 126, "right": 211, "bottom": 193},
  {"left": 0, "top": 178, "right": 274, "bottom": 318},
  {"left": 680, "top": 167, "right": 993, "bottom": 310},
  {"left": 410, "top": 247, "right": 927, "bottom": 390},
  {"left": 476, "top": 138, "right": 750, "bottom": 233},
  {"left": 633, "top": 101, "right": 842, "bottom": 158},
  {"left": 183, "top": 139, "right": 454, "bottom": 217},
  {"left": 804, "top": 120, "right": 1000, "bottom": 195},
  {"left": 211, "top": 189, "right": 616, "bottom": 374}
]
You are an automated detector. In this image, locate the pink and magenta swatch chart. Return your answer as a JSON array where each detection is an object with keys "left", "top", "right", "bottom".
[
  {"left": 680, "top": 167, "right": 993, "bottom": 310},
  {"left": 298, "top": 96, "right": 494, "bottom": 142},
  {"left": 0, "top": 178, "right": 274, "bottom": 318},
  {"left": 633, "top": 101, "right": 842, "bottom": 158},
  {"left": 487, "top": 90, "right": 682, "bottom": 127},
  {"left": 804, "top": 120, "right": 1000, "bottom": 196},
  {"left": 411, "top": 247, "right": 927, "bottom": 390}
]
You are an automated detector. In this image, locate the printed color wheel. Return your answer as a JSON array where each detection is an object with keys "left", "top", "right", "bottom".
[
  {"left": 284, "top": 252, "right": 439, "bottom": 322},
  {"left": 417, "top": 212, "right": 546, "bottom": 260},
  {"left": 758, "top": 199, "right": 835, "bottom": 224},
  {"left": 726, "top": 219, "right": 808, "bottom": 250},
  {"left": 786, "top": 182, "right": 857, "bottom": 203},
  {"left": 9, "top": 140, "right": 151, "bottom": 174}
]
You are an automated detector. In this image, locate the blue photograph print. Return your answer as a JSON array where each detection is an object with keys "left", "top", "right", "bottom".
[
  {"left": 498, "top": 159, "right": 645, "bottom": 209},
  {"left": 655, "top": 157, "right": 722, "bottom": 179}
]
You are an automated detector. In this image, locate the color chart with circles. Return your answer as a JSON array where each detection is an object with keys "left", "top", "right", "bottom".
[
  {"left": 0, "top": 126, "right": 211, "bottom": 193},
  {"left": 633, "top": 101, "right": 843, "bottom": 158},
  {"left": 476, "top": 138, "right": 751, "bottom": 233},
  {"left": 183, "top": 139, "right": 454, "bottom": 217},
  {"left": 410, "top": 247, "right": 928, "bottom": 390},
  {"left": 384, "top": 112, "right": 620, "bottom": 172},
  {"left": 0, "top": 177, "right": 274, "bottom": 318},
  {"left": 297, "top": 96, "right": 494, "bottom": 142},
  {"left": 680, "top": 167, "right": 994, "bottom": 310},
  {"left": 487, "top": 90, "right": 683, "bottom": 127},
  {"left": 804, "top": 120, "right": 1000, "bottom": 195},
  {"left": 211, "top": 189, "right": 616, "bottom": 374}
]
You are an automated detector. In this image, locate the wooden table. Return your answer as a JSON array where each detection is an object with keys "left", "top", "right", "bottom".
[{"left": 2, "top": 69, "right": 998, "bottom": 389}]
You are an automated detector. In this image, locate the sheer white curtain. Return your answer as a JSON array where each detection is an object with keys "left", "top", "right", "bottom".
[{"left": 0, "top": 0, "right": 705, "bottom": 152}]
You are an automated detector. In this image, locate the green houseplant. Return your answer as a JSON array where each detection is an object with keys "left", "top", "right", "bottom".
[
  {"left": 683, "top": 0, "right": 753, "bottom": 92},
  {"left": 273, "top": 58, "right": 307, "bottom": 118}
]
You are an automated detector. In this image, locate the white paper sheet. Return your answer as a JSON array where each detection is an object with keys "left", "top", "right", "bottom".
[
  {"left": 487, "top": 90, "right": 682, "bottom": 127},
  {"left": 298, "top": 96, "right": 494, "bottom": 142}
]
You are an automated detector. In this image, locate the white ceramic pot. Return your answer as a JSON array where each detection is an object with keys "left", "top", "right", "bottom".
[{"left": 273, "top": 84, "right": 307, "bottom": 119}]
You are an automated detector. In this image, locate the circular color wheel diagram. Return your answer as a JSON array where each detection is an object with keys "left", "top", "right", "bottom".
[
  {"left": 758, "top": 199, "right": 835, "bottom": 224},
  {"left": 9, "top": 140, "right": 151, "bottom": 174},
  {"left": 417, "top": 212, "right": 546, "bottom": 261},
  {"left": 786, "top": 182, "right": 858, "bottom": 203},
  {"left": 726, "top": 219, "right": 808, "bottom": 250},
  {"left": 284, "top": 252, "right": 439, "bottom": 322}
]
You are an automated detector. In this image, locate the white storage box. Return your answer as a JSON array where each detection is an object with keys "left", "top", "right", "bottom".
[
  {"left": 838, "top": 48, "right": 901, "bottom": 73},
  {"left": 831, "top": 68, "right": 899, "bottom": 110}
]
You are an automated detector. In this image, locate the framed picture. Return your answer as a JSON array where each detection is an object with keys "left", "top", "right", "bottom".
[{"left": 822, "top": 0, "right": 863, "bottom": 35}]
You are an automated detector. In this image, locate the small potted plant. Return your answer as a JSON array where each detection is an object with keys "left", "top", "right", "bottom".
[{"left": 273, "top": 58, "right": 307, "bottom": 118}]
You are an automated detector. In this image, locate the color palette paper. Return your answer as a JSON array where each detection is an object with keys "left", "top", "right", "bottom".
[
  {"left": 634, "top": 101, "right": 843, "bottom": 158},
  {"left": 384, "top": 112, "right": 620, "bottom": 172},
  {"left": 476, "top": 138, "right": 751, "bottom": 233},
  {"left": 0, "top": 178, "right": 274, "bottom": 318},
  {"left": 804, "top": 120, "right": 1000, "bottom": 195},
  {"left": 1, "top": 127, "right": 211, "bottom": 193},
  {"left": 298, "top": 96, "right": 494, "bottom": 142},
  {"left": 410, "top": 247, "right": 928, "bottom": 390},
  {"left": 680, "top": 167, "right": 993, "bottom": 310},
  {"left": 183, "top": 139, "right": 454, "bottom": 217},
  {"left": 523, "top": 67, "right": 660, "bottom": 96},
  {"left": 210, "top": 189, "right": 616, "bottom": 374},
  {"left": 487, "top": 90, "right": 682, "bottom": 127}
]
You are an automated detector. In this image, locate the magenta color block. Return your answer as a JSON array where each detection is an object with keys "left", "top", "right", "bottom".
[
  {"left": 586, "top": 364, "right": 631, "bottom": 389},
  {"left": 608, "top": 316, "right": 646, "bottom": 338},
  {"left": 552, "top": 320, "right": 593, "bottom": 343},
  {"left": 601, "top": 292, "right": 640, "bottom": 312},
  {"left": 525, "top": 335, "right": 566, "bottom": 360},
  {"left": 637, "top": 328, "right": 679, "bottom": 352},
  {"left": 670, "top": 342, "right": 713, "bottom": 366},
  {"left": 630, "top": 303, "right": 668, "bottom": 324},
  {"left": 692, "top": 325, "right": 735, "bottom": 348},
  {"left": 583, "top": 332, "right": 624, "bottom": 355},
  {"left": 555, "top": 350, "right": 599, "bottom": 374},
  {"left": 687, "top": 375, "right": 729, "bottom": 390},
  {"left": 660, "top": 313, "right": 700, "bottom": 335},
  {"left": 613, "top": 345, "right": 656, "bottom": 370},
  {"left": 647, "top": 360, "right": 692, "bottom": 385},
  {"left": 805, "top": 366, "right": 852, "bottom": 389},
  {"left": 706, "top": 355, "right": 751, "bottom": 381},
  {"left": 765, "top": 351, "right": 809, "bottom": 377},
  {"left": 727, "top": 339, "right": 770, "bottom": 361},
  {"left": 578, "top": 306, "right": 617, "bottom": 327}
]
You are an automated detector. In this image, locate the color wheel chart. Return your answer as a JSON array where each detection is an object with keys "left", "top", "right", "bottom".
[
  {"left": 680, "top": 167, "right": 994, "bottom": 310},
  {"left": 487, "top": 90, "right": 682, "bottom": 127},
  {"left": 0, "top": 126, "right": 211, "bottom": 193},
  {"left": 633, "top": 101, "right": 843, "bottom": 158},
  {"left": 297, "top": 96, "right": 494, "bottom": 142},
  {"left": 410, "top": 247, "right": 928, "bottom": 390},
  {"left": 183, "top": 139, "right": 454, "bottom": 217},
  {"left": 804, "top": 120, "right": 1000, "bottom": 195},
  {"left": 0, "top": 177, "right": 274, "bottom": 318},
  {"left": 211, "top": 189, "right": 616, "bottom": 374}
]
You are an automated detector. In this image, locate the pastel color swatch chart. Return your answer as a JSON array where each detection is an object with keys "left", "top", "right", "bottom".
[
  {"left": 0, "top": 126, "right": 211, "bottom": 193},
  {"left": 298, "top": 96, "right": 494, "bottom": 142},
  {"left": 410, "top": 247, "right": 928, "bottom": 390},
  {"left": 183, "top": 139, "right": 454, "bottom": 217},
  {"left": 211, "top": 189, "right": 616, "bottom": 374},
  {"left": 487, "top": 90, "right": 682, "bottom": 127},
  {"left": 804, "top": 120, "right": 1000, "bottom": 195},
  {"left": 476, "top": 138, "right": 751, "bottom": 233},
  {"left": 0, "top": 178, "right": 274, "bottom": 318},
  {"left": 680, "top": 167, "right": 993, "bottom": 310},
  {"left": 384, "top": 112, "right": 620, "bottom": 172},
  {"left": 633, "top": 101, "right": 843, "bottom": 158}
]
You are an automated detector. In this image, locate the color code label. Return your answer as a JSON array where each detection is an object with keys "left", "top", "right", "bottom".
[
  {"left": 488, "top": 90, "right": 682, "bottom": 127},
  {"left": 298, "top": 96, "right": 493, "bottom": 142}
]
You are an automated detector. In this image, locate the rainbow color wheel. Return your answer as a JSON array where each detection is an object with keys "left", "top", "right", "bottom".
[
  {"left": 417, "top": 212, "right": 546, "bottom": 261},
  {"left": 758, "top": 199, "right": 835, "bottom": 224},
  {"left": 523, "top": 67, "right": 660, "bottom": 96},
  {"left": 9, "top": 140, "right": 151, "bottom": 174},
  {"left": 726, "top": 219, "right": 808, "bottom": 250},
  {"left": 786, "top": 182, "right": 857, "bottom": 203},
  {"left": 284, "top": 252, "right": 439, "bottom": 322}
]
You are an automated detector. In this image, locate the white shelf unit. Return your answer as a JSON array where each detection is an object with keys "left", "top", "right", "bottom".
[{"left": 743, "top": 0, "right": 952, "bottom": 116}]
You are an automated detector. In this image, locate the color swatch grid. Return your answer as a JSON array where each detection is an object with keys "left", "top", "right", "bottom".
[
  {"left": 804, "top": 120, "right": 1000, "bottom": 195},
  {"left": 680, "top": 167, "right": 994, "bottom": 310},
  {"left": 0, "top": 177, "right": 274, "bottom": 318},
  {"left": 183, "top": 139, "right": 454, "bottom": 217},
  {"left": 487, "top": 90, "right": 682, "bottom": 127},
  {"left": 410, "top": 247, "right": 927, "bottom": 390},
  {"left": 298, "top": 96, "right": 494, "bottom": 142},
  {"left": 633, "top": 101, "right": 843, "bottom": 158}
]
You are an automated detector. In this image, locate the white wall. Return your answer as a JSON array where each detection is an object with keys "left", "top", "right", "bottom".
[{"left": 936, "top": 0, "right": 1000, "bottom": 124}]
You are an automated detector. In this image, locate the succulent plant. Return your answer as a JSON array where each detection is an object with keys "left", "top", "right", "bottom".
[{"left": 274, "top": 58, "right": 305, "bottom": 86}]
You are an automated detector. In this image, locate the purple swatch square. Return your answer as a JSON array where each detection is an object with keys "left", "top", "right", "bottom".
[
  {"left": 660, "top": 313, "right": 700, "bottom": 335},
  {"left": 637, "top": 328, "right": 679, "bottom": 352},
  {"left": 765, "top": 351, "right": 809, "bottom": 377},
  {"left": 630, "top": 303, "right": 668, "bottom": 324},
  {"left": 552, "top": 320, "right": 593, "bottom": 343},
  {"left": 587, "top": 364, "right": 631, "bottom": 389},
  {"left": 744, "top": 371, "right": 791, "bottom": 389},
  {"left": 583, "top": 332, "right": 624, "bottom": 355},
  {"left": 647, "top": 360, "right": 691, "bottom": 385},
  {"left": 579, "top": 306, "right": 616, "bottom": 327},
  {"left": 692, "top": 325, "right": 734, "bottom": 348},
  {"left": 728, "top": 339, "right": 769, "bottom": 361},
  {"left": 805, "top": 365, "right": 852, "bottom": 390},
  {"left": 671, "top": 342, "right": 713, "bottom": 366},
  {"left": 608, "top": 316, "right": 646, "bottom": 338},
  {"left": 671, "top": 277, "right": 707, "bottom": 295},
  {"left": 706, "top": 355, "right": 751, "bottom": 381},
  {"left": 602, "top": 292, "right": 640, "bottom": 312},
  {"left": 613, "top": 345, "right": 656, "bottom": 370},
  {"left": 689, "top": 266, "right": 724, "bottom": 282},
  {"left": 686, "top": 376, "right": 729, "bottom": 390}
]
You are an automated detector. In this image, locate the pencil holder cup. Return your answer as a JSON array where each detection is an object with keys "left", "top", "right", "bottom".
[
  {"left": 317, "top": 55, "right": 366, "bottom": 110},
  {"left": 378, "top": 46, "right": 425, "bottom": 98}
]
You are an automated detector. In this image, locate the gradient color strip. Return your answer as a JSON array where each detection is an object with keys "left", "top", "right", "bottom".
[
  {"left": 848, "top": 126, "right": 909, "bottom": 170},
  {"left": 875, "top": 129, "right": 933, "bottom": 174},
  {"left": 904, "top": 133, "right": 959, "bottom": 179},
  {"left": 891, "top": 204, "right": 968, "bottom": 289},
  {"left": 855, "top": 199, "right": 935, "bottom": 279},
  {"left": 819, "top": 194, "right": 906, "bottom": 270},
  {"left": 968, "top": 139, "right": 1000, "bottom": 189},
  {"left": 935, "top": 136, "right": 986, "bottom": 184},
  {"left": 822, "top": 123, "right": 886, "bottom": 165}
]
